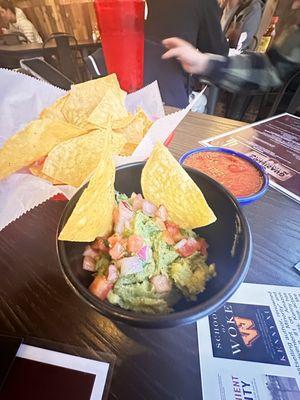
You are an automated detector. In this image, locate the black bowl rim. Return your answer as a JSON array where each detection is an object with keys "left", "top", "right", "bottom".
[{"left": 57, "top": 162, "right": 252, "bottom": 328}]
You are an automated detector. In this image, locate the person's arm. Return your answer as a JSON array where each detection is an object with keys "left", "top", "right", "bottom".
[
  {"left": 201, "top": 51, "right": 283, "bottom": 92},
  {"left": 197, "top": 0, "right": 229, "bottom": 55},
  {"left": 162, "top": 25, "right": 300, "bottom": 93}
]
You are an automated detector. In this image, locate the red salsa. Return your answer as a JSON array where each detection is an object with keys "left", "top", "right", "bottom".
[{"left": 184, "top": 151, "right": 263, "bottom": 197}]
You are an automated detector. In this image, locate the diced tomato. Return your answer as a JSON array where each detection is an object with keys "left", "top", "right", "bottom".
[
  {"left": 107, "top": 264, "right": 119, "bottom": 284},
  {"left": 162, "top": 230, "right": 175, "bottom": 245},
  {"left": 165, "top": 221, "right": 183, "bottom": 242},
  {"left": 196, "top": 238, "right": 208, "bottom": 257},
  {"left": 175, "top": 237, "right": 209, "bottom": 257},
  {"left": 107, "top": 234, "right": 119, "bottom": 247},
  {"left": 92, "top": 238, "right": 109, "bottom": 254},
  {"left": 109, "top": 242, "right": 126, "bottom": 260},
  {"left": 127, "top": 235, "right": 144, "bottom": 254},
  {"left": 176, "top": 238, "right": 199, "bottom": 257},
  {"left": 89, "top": 276, "right": 112, "bottom": 300},
  {"left": 108, "top": 234, "right": 127, "bottom": 248}
]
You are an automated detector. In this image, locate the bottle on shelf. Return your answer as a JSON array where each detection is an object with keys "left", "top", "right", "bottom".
[{"left": 257, "top": 16, "right": 279, "bottom": 53}]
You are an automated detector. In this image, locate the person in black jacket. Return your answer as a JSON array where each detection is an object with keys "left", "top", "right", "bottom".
[
  {"left": 162, "top": 0, "right": 300, "bottom": 94},
  {"left": 145, "top": 0, "right": 228, "bottom": 55},
  {"left": 144, "top": 0, "right": 228, "bottom": 107}
]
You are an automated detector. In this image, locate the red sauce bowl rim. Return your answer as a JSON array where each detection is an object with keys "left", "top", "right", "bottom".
[{"left": 179, "top": 147, "right": 269, "bottom": 204}]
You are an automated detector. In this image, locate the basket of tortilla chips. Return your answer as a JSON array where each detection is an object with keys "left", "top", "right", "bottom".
[{"left": 0, "top": 74, "right": 163, "bottom": 188}]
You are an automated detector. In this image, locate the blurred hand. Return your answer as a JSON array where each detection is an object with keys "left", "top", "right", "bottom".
[{"left": 162, "top": 37, "right": 210, "bottom": 75}]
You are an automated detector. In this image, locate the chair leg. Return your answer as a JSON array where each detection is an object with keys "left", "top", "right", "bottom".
[
  {"left": 287, "top": 85, "right": 300, "bottom": 114},
  {"left": 226, "top": 93, "right": 251, "bottom": 121},
  {"left": 205, "top": 86, "right": 219, "bottom": 115}
]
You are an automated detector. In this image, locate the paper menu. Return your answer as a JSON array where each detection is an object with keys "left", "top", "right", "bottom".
[
  {"left": 197, "top": 282, "right": 300, "bottom": 400},
  {"left": 0, "top": 69, "right": 202, "bottom": 232}
]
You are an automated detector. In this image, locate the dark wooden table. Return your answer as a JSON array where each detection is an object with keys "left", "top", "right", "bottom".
[
  {"left": 0, "top": 39, "right": 100, "bottom": 76},
  {"left": 0, "top": 110, "right": 299, "bottom": 400},
  {"left": 0, "top": 39, "right": 100, "bottom": 59}
]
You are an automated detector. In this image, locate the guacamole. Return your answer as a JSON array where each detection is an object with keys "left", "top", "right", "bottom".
[{"left": 83, "top": 193, "right": 216, "bottom": 314}]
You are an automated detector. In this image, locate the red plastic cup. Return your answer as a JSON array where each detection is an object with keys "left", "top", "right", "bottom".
[{"left": 94, "top": 0, "right": 145, "bottom": 93}]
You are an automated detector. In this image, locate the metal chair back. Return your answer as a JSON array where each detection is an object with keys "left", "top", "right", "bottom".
[{"left": 43, "top": 32, "right": 83, "bottom": 82}]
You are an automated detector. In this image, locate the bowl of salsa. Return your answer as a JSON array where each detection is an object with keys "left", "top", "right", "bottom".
[{"left": 179, "top": 147, "right": 269, "bottom": 205}]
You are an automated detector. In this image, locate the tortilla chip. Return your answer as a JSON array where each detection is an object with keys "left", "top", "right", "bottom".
[
  {"left": 111, "top": 131, "right": 128, "bottom": 155},
  {"left": 29, "top": 157, "right": 63, "bottom": 185},
  {"left": 140, "top": 109, "right": 153, "bottom": 137},
  {"left": 112, "top": 113, "right": 134, "bottom": 130},
  {"left": 112, "top": 109, "right": 153, "bottom": 156},
  {"left": 120, "top": 142, "right": 138, "bottom": 157},
  {"left": 39, "top": 94, "right": 69, "bottom": 122},
  {"left": 58, "top": 130, "right": 115, "bottom": 242},
  {"left": 88, "top": 87, "right": 129, "bottom": 127},
  {"left": 135, "top": 107, "right": 153, "bottom": 137},
  {"left": 62, "top": 108, "right": 95, "bottom": 130},
  {"left": 43, "top": 125, "right": 125, "bottom": 187},
  {"left": 0, "top": 119, "right": 86, "bottom": 180},
  {"left": 141, "top": 142, "right": 216, "bottom": 229},
  {"left": 113, "top": 109, "right": 145, "bottom": 144},
  {"left": 62, "top": 74, "right": 121, "bottom": 128}
]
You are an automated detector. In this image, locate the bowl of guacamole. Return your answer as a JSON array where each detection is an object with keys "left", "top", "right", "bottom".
[{"left": 57, "top": 163, "right": 252, "bottom": 328}]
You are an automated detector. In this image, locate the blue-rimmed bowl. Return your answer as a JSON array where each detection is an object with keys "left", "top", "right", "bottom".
[{"left": 179, "top": 147, "right": 269, "bottom": 206}]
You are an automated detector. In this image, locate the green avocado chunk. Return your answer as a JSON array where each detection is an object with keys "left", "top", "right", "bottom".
[
  {"left": 170, "top": 254, "right": 216, "bottom": 301},
  {"left": 152, "top": 234, "right": 179, "bottom": 275},
  {"left": 107, "top": 280, "right": 171, "bottom": 314}
]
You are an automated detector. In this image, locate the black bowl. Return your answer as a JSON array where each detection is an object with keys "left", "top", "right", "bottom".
[{"left": 57, "top": 162, "right": 252, "bottom": 328}]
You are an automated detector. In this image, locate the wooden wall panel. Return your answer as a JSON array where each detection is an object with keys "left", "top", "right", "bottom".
[
  {"left": 256, "top": 0, "right": 279, "bottom": 43},
  {"left": 12, "top": 0, "right": 97, "bottom": 41}
]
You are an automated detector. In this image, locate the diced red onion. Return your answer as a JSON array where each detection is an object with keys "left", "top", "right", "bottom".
[
  {"left": 122, "top": 201, "right": 133, "bottom": 211},
  {"left": 115, "top": 201, "right": 134, "bottom": 234},
  {"left": 174, "top": 239, "right": 187, "bottom": 250},
  {"left": 83, "top": 256, "right": 96, "bottom": 271},
  {"left": 83, "top": 245, "right": 99, "bottom": 259},
  {"left": 156, "top": 205, "right": 168, "bottom": 221},
  {"left": 132, "top": 194, "right": 143, "bottom": 211},
  {"left": 107, "top": 264, "right": 119, "bottom": 284},
  {"left": 186, "top": 237, "right": 198, "bottom": 246},
  {"left": 142, "top": 200, "right": 158, "bottom": 217},
  {"left": 151, "top": 275, "right": 172, "bottom": 293},
  {"left": 118, "top": 256, "right": 144, "bottom": 276},
  {"left": 154, "top": 217, "right": 166, "bottom": 230},
  {"left": 137, "top": 245, "right": 152, "bottom": 262}
]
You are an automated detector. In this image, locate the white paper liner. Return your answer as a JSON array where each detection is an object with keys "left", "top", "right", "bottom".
[
  {"left": 0, "top": 68, "right": 204, "bottom": 231},
  {"left": 0, "top": 173, "right": 62, "bottom": 230}
]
